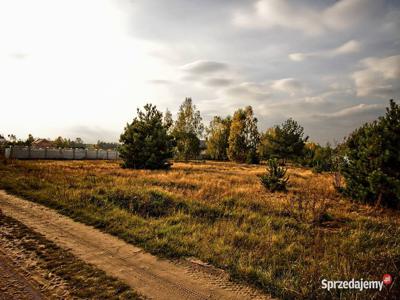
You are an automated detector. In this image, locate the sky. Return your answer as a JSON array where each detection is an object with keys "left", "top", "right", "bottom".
[{"left": 0, "top": 0, "right": 399, "bottom": 144}]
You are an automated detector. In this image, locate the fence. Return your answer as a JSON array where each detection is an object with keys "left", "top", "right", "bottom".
[{"left": 4, "top": 146, "right": 119, "bottom": 160}]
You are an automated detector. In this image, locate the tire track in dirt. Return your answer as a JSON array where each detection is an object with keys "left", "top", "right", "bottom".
[
  {"left": 0, "top": 250, "right": 44, "bottom": 300},
  {"left": 0, "top": 191, "right": 271, "bottom": 300}
]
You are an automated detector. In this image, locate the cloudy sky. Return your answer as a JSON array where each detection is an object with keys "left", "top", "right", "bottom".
[{"left": 1, "top": 0, "right": 399, "bottom": 144}]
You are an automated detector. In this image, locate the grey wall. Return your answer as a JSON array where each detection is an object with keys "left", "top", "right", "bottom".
[{"left": 4, "top": 146, "right": 119, "bottom": 160}]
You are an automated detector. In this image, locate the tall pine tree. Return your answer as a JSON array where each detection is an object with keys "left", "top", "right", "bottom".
[
  {"left": 119, "top": 104, "right": 174, "bottom": 169},
  {"left": 266, "top": 118, "right": 308, "bottom": 163},
  {"left": 341, "top": 99, "right": 400, "bottom": 208}
]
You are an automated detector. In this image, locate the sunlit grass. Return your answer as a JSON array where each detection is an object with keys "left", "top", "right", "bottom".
[{"left": 0, "top": 159, "right": 399, "bottom": 299}]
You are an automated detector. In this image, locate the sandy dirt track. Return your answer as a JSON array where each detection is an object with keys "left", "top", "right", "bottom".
[
  {"left": 0, "top": 190, "right": 270, "bottom": 300},
  {"left": 0, "top": 250, "right": 43, "bottom": 300}
]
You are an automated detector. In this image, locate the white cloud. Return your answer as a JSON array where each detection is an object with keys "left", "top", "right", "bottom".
[
  {"left": 288, "top": 53, "right": 307, "bottom": 62},
  {"left": 323, "top": 0, "right": 384, "bottom": 32},
  {"left": 271, "top": 78, "right": 306, "bottom": 95},
  {"left": 0, "top": 0, "right": 178, "bottom": 141},
  {"left": 289, "top": 40, "right": 361, "bottom": 61},
  {"left": 315, "top": 103, "right": 383, "bottom": 118},
  {"left": 222, "top": 77, "right": 308, "bottom": 101},
  {"left": 233, "top": 0, "right": 323, "bottom": 35},
  {"left": 0, "top": 0, "right": 398, "bottom": 144},
  {"left": 223, "top": 82, "right": 270, "bottom": 101},
  {"left": 234, "top": 0, "right": 384, "bottom": 35},
  {"left": 334, "top": 40, "right": 361, "bottom": 55},
  {"left": 352, "top": 55, "right": 400, "bottom": 97}
]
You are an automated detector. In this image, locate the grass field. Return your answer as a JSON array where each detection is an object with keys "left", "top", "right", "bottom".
[{"left": 0, "top": 159, "right": 399, "bottom": 299}]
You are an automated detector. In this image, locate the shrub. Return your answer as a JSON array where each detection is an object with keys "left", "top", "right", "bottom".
[
  {"left": 260, "top": 158, "right": 289, "bottom": 192},
  {"left": 341, "top": 99, "right": 400, "bottom": 208}
]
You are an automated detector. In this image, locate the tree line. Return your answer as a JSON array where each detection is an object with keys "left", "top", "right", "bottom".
[
  {"left": 120, "top": 98, "right": 399, "bottom": 209},
  {"left": 120, "top": 97, "right": 313, "bottom": 166}
]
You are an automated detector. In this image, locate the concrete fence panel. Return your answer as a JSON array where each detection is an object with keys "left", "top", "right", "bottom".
[
  {"left": 47, "top": 148, "right": 61, "bottom": 159},
  {"left": 74, "top": 149, "right": 86, "bottom": 159},
  {"left": 4, "top": 146, "right": 119, "bottom": 160},
  {"left": 30, "top": 148, "right": 46, "bottom": 159}
]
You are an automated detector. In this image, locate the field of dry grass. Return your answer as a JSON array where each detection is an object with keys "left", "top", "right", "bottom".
[{"left": 0, "top": 159, "right": 399, "bottom": 299}]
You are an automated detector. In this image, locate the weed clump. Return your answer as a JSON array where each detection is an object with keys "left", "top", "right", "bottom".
[{"left": 259, "top": 159, "right": 289, "bottom": 192}]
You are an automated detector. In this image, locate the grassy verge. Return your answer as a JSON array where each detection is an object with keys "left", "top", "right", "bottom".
[{"left": 0, "top": 159, "right": 399, "bottom": 299}]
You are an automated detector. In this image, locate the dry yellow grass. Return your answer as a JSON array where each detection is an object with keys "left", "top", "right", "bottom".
[{"left": 0, "top": 159, "right": 399, "bottom": 299}]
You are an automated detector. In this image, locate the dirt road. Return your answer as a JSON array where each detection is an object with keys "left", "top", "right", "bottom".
[
  {"left": 0, "top": 251, "right": 43, "bottom": 300},
  {"left": 0, "top": 190, "right": 269, "bottom": 300}
]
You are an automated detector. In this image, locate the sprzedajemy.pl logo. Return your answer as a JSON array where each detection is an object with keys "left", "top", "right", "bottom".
[{"left": 321, "top": 274, "right": 392, "bottom": 292}]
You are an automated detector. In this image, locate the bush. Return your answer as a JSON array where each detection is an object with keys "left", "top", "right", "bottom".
[
  {"left": 259, "top": 158, "right": 289, "bottom": 192},
  {"left": 341, "top": 99, "right": 400, "bottom": 208}
]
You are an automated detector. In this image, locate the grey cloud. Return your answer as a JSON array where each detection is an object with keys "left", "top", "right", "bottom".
[
  {"left": 352, "top": 54, "right": 400, "bottom": 98},
  {"left": 116, "top": 0, "right": 399, "bottom": 143},
  {"left": 203, "top": 78, "right": 234, "bottom": 87},
  {"left": 313, "top": 103, "right": 384, "bottom": 119},
  {"left": 180, "top": 60, "right": 229, "bottom": 74},
  {"left": 323, "top": 0, "right": 385, "bottom": 32},
  {"left": 289, "top": 40, "right": 361, "bottom": 61},
  {"left": 303, "top": 102, "right": 387, "bottom": 143},
  {"left": 178, "top": 60, "right": 236, "bottom": 88},
  {"left": 234, "top": 0, "right": 386, "bottom": 36},
  {"left": 270, "top": 78, "right": 306, "bottom": 95},
  {"left": 224, "top": 82, "right": 271, "bottom": 101}
]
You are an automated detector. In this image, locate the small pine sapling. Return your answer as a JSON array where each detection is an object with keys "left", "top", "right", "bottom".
[{"left": 260, "top": 158, "right": 289, "bottom": 192}]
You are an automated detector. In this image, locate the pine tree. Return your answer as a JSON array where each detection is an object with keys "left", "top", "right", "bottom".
[
  {"left": 267, "top": 118, "right": 308, "bottom": 163},
  {"left": 259, "top": 158, "right": 289, "bottom": 192},
  {"left": 341, "top": 99, "right": 400, "bottom": 208},
  {"left": 119, "top": 104, "right": 174, "bottom": 169}
]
